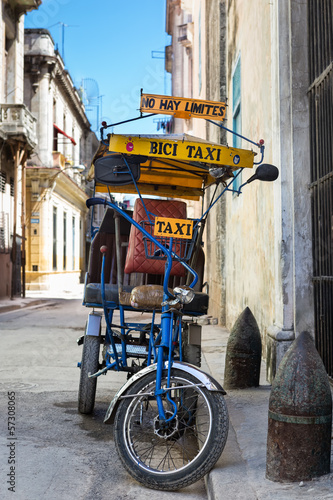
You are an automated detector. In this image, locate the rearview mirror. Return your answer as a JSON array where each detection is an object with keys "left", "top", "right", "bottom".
[{"left": 247, "top": 164, "right": 279, "bottom": 184}]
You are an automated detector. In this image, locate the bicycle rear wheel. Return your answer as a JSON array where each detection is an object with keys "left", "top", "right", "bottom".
[{"left": 114, "top": 368, "right": 228, "bottom": 490}]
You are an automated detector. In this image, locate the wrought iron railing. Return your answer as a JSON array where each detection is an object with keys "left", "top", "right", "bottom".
[{"left": 308, "top": 0, "right": 333, "bottom": 379}]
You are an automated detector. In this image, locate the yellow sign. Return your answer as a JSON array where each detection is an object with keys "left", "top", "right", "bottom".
[
  {"left": 140, "top": 93, "right": 227, "bottom": 121},
  {"left": 154, "top": 217, "right": 193, "bottom": 240},
  {"left": 109, "top": 134, "right": 255, "bottom": 169}
]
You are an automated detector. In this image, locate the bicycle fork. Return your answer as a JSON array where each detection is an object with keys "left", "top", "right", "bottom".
[{"left": 154, "top": 307, "right": 179, "bottom": 424}]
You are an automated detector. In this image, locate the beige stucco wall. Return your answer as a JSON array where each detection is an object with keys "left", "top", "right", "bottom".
[{"left": 223, "top": 0, "right": 281, "bottom": 344}]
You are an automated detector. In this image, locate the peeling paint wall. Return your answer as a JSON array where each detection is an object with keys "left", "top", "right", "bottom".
[{"left": 223, "top": 0, "right": 278, "bottom": 339}]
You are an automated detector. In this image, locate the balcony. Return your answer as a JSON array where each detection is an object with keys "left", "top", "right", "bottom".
[{"left": 0, "top": 104, "right": 37, "bottom": 149}]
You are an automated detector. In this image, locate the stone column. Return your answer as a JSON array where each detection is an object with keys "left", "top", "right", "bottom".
[
  {"left": 30, "top": 68, "right": 52, "bottom": 166},
  {"left": 266, "top": 0, "right": 313, "bottom": 382}
]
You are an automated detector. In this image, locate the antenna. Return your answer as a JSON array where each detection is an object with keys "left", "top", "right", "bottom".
[{"left": 48, "top": 22, "right": 79, "bottom": 62}]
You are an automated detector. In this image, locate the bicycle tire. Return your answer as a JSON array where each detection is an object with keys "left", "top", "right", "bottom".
[
  {"left": 114, "top": 368, "right": 228, "bottom": 490},
  {"left": 78, "top": 334, "right": 100, "bottom": 414}
]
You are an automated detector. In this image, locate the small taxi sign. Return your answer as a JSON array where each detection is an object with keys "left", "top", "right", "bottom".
[
  {"left": 154, "top": 217, "right": 193, "bottom": 240},
  {"left": 109, "top": 134, "right": 255, "bottom": 169},
  {"left": 140, "top": 93, "right": 227, "bottom": 121}
]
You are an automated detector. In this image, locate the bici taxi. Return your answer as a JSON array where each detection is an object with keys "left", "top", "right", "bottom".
[{"left": 77, "top": 93, "right": 278, "bottom": 491}]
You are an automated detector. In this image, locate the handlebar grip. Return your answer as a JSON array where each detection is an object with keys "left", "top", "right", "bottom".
[{"left": 86, "top": 197, "right": 106, "bottom": 208}]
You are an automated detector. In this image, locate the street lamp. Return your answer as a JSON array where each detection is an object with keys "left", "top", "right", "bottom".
[{"left": 48, "top": 164, "right": 86, "bottom": 197}]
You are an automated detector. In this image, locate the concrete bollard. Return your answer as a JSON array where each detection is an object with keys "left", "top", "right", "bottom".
[
  {"left": 224, "top": 307, "right": 262, "bottom": 389},
  {"left": 266, "top": 331, "right": 332, "bottom": 482}
]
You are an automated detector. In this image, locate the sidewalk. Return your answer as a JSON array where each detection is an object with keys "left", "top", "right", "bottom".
[{"left": 201, "top": 323, "right": 333, "bottom": 500}]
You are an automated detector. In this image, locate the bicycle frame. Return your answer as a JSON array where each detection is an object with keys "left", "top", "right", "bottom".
[
  {"left": 84, "top": 166, "right": 247, "bottom": 423},
  {"left": 86, "top": 195, "right": 201, "bottom": 421}
]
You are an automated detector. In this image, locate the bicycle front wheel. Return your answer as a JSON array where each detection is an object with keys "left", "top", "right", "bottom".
[
  {"left": 78, "top": 333, "right": 100, "bottom": 414},
  {"left": 114, "top": 368, "right": 228, "bottom": 490}
]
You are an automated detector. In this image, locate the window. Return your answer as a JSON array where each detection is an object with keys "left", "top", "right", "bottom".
[
  {"left": 53, "top": 207, "right": 57, "bottom": 270},
  {"left": 72, "top": 216, "right": 75, "bottom": 270},
  {"left": 232, "top": 55, "right": 242, "bottom": 193},
  {"left": 0, "top": 172, "right": 6, "bottom": 193},
  {"left": 53, "top": 99, "right": 58, "bottom": 151},
  {"left": 0, "top": 227, "right": 5, "bottom": 252},
  {"left": 63, "top": 212, "right": 67, "bottom": 270},
  {"left": 10, "top": 177, "right": 14, "bottom": 197},
  {"left": 0, "top": 212, "right": 9, "bottom": 252}
]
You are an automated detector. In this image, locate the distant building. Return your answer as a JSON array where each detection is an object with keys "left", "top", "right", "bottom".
[
  {"left": 24, "top": 29, "right": 99, "bottom": 292},
  {"left": 0, "top": 0, "right": 41, "bottom": 298}
]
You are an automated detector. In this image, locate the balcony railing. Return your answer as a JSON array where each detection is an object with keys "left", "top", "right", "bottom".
[{"left": 0, "top": 104, "right": 37, "bottom": 148}]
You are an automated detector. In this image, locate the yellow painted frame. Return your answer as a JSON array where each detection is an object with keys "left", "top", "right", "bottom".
[{"left": 89, "top": 134, "right": 256, "bottom": 200}]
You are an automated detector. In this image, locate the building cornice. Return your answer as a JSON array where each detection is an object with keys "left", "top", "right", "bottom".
[
  {"left": 24, "top": 31, "right": 91, "bottom": 131},
  {"left": 26, "top": 166, "right": 88, "bottom": 209},
  {"left": 8, "top": 0, "right": 41, "bottom": 17}
]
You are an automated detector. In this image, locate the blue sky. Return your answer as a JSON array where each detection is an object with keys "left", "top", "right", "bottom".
[{"left": 25, "top": 0, "right": 171, "bottom": 135}]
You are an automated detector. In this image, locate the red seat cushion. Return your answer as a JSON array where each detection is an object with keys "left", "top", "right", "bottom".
[{"left": 124, "top": 198, "right": 187, "bottom": 276}]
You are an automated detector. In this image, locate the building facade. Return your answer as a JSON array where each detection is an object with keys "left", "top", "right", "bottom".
[
  {"left": 166, "top": 0, "right": 332, "bottom": 380},
  {"left": 24, "top": 29, "right": 98, "bottom": 292},
  {"left": 0, "top": 0, "right": 41, "bottom": 298}
]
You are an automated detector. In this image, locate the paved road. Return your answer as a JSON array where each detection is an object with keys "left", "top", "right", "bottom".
[{"left": 0, "top": 299, "right": 207, "bottom": 500}]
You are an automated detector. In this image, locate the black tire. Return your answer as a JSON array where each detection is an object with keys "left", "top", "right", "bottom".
[
  {"left": 182, "top": 324, "right": 201, "bottom": 367},
  {"left": 114, "top": 368, "right": 228, "bottom": 490},
  {"left": 78, "top": 334, "right": 100, "bottom": 414}
]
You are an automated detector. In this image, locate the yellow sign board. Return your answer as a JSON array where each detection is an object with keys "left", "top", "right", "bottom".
[
  {"left": 154, "top": 217, "right": 193, "bottom": 240},
  {"left": 109, "top": 134, "right": 254, "bottom": 169},
  {"left": 140, "top": 93, "right": 227, "bottom": 121}
]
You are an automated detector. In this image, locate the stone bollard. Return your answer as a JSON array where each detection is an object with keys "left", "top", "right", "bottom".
[
  {"left": 224, "top": 307, "right": 262, "bottom": 389},
  {"left": 266, "top": 331, "right": 332, "bottom": 482}
]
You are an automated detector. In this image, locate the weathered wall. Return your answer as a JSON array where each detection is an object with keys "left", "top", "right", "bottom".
[
  {"left": 221, "top": 0, "right": 313, "bottom": 377},
  {"left": 223, "top": 0, "right": 279, "bottom": 348},
  {"left": 0, "top": 6, "right": 25, "bottom": 104},
  {"left": 204, "top": 0, "right": 227, "bottom": 324},
  {"left": 166, "top": 0, "right": 314, "bottom": 379}
]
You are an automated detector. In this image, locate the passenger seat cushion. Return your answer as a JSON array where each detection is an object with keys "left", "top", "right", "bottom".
[{"left": 124, "top": 198, "right": 187, "bottom": 276}]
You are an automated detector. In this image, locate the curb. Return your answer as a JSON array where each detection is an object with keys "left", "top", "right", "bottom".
[{"left": 0, "top": 299, "right": 56, "bottom": 315}]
